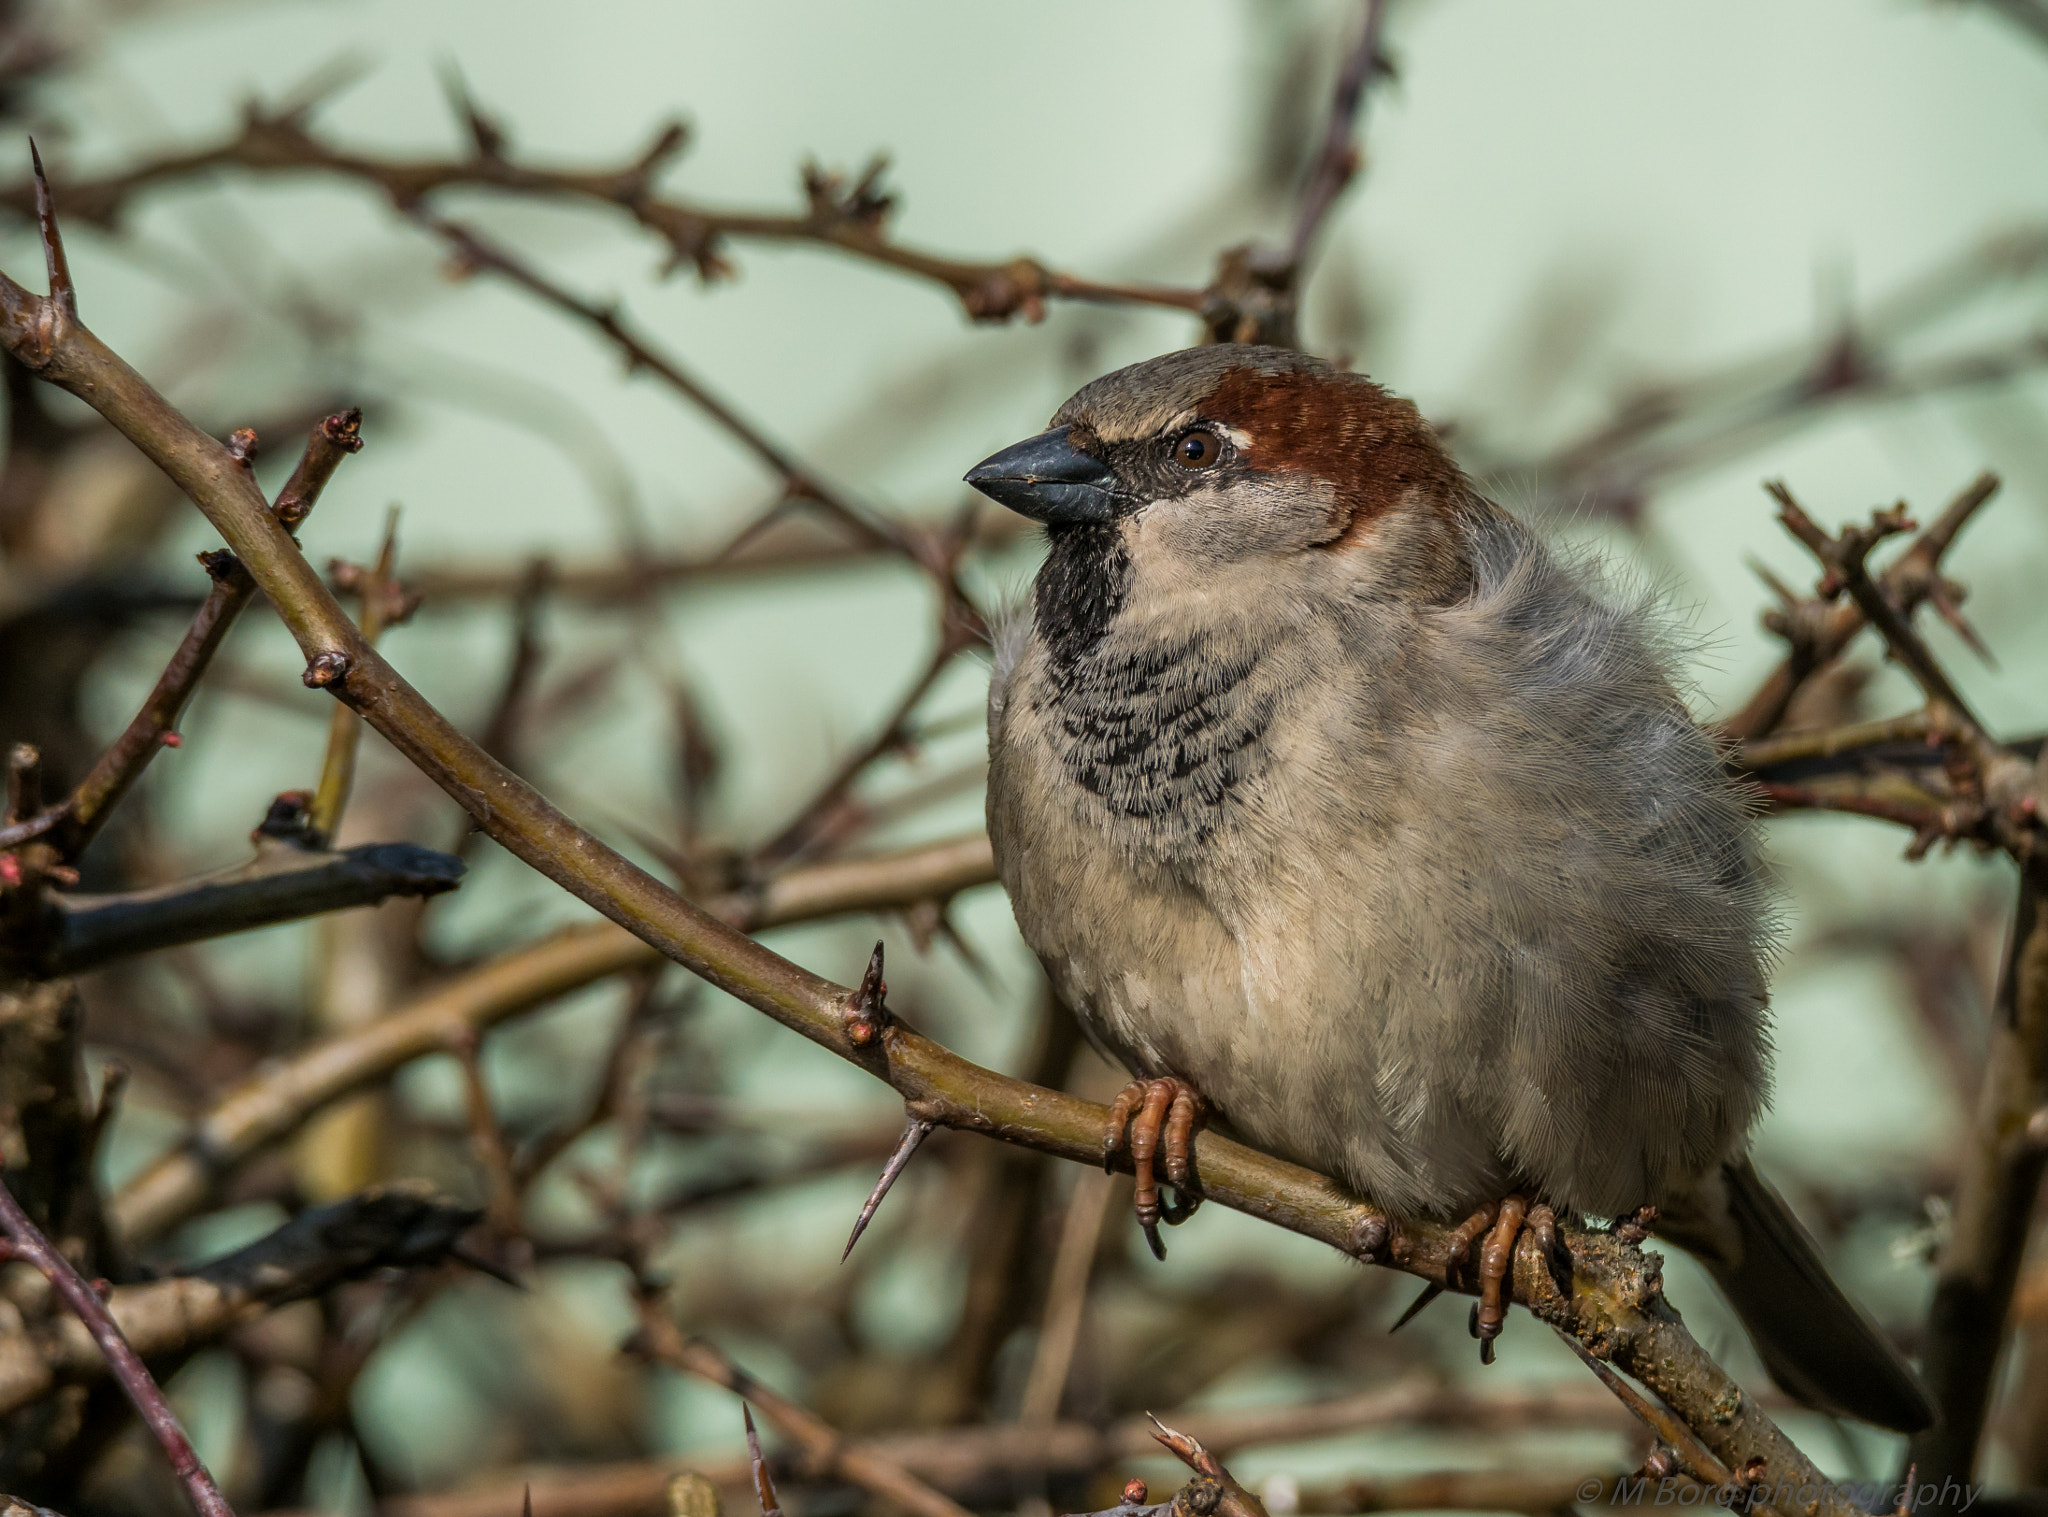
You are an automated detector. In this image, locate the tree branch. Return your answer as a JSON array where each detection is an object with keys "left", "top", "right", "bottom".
[
  {"left": 26, "top": 837, "right": 465, "bottom": 978},
  {"left": 0, "top": 1181, "right": 477, "bottom": 1419},
  {"left": 0, "top": 105, "right": 1207, "bottom": 326},
  {"left": 112, "top": 830, "right": 995, "bottom": 1243},
  {"left": 1909, "top": 878, "right": 2048, "bottom": 1496},
  {"left": 0, "top": 1172, "right": 235, "bottom": 1517}
]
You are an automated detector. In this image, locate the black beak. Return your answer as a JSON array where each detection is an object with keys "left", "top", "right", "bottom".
[{"left": 964, "top": 426, "right": 1121, "bottom": 525}]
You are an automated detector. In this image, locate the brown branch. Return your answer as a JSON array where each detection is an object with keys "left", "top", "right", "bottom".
[
  {"left": 448, "top": 1027, "right": 521, "bottom": 1237},
  {"left": 1735, "top": 711, "right": 1936, "bottom": 770},
  {"left": 0, "top": 207, "right": 1853, "bottom": 1508},
  {"left": 380, "top": 1378, "right": 1647, "bottom": 1517},
  {"left": 1766, "top": 481, "right": 1985, "bottom": 733},
  {"left": 1472, "top": 214, "right": 2046, "bottom": 525},
  {"left": 631, "top": 1312, "right": 977, "bottom": 1517},
  {"left": 4, "top": 106, "right": 1208, "bottom": 326},
  {"left": 1721, "top": 471, "right": 1998, "bottom": 742},
  {"left": 401, "top": 511, "right": 1032, "bottom": 608},
  {"left": 1274, "top": 0, "right": 1390, "bottom": 280},
  {"left": 307, "top": 505, "right": 410, "bottom": 842},
  {"left": 0, "top": 408, "right": 364, "bottom": 860},
  {"left": 1909, "top": 878, "right": 2048, "bottom": 1493},
  {"left": 0, "top": 1181, "right": 476, "bottom": 1418},
  {"left": 0, "top": 1171, "right": 235, "bottom": 1517},
  {"left": 111, "top": 830, "right": 996, "bottom": 1242},
  {"left": 420, "top": 211, "right": 898, "bottom": 555},
  {"left": 754, "top": 622, "right": 979, "bottom": 869}
]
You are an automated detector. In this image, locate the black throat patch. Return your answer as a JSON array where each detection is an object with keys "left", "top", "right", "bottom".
[
  {"left": 1034, "top": 522, "right": 1131, "bottom": 672},
  {"left": 1028, "top": 517, "right": 1273, "bottom": 845}
]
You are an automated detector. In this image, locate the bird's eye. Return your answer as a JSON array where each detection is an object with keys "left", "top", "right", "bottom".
[{"left": 1172, "top": 429, "right": 1221, "bottom": 469}]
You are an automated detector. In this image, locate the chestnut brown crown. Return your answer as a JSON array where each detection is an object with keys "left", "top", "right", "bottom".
[{"left": 966, "top": 345, "right": 1466, "bottom": 555}]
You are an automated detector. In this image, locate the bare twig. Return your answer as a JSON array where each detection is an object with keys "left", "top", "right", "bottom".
[
  {"left": 3, "top": 106, "right": 1209, "bottom": 325},
  {"left": 112, "top": 831, "right": 996, "bottom": 1242},
  {"left": 1017, "top": 1167, "right": 1117, "bottom": 1427},
  {"left": 0, "top": 408, "right": 365, "bottom": 860},
  {"left": 379, "top": 1378, "right": 1648, "bottom": 1517},
  {"left": 449, "top": 1028, "right": 522, "bottom": 1237},
  {"left": 420, "top": 211, "right": 895, "bottom": 552},
  {"left": 309, "top": 504, "right": 406, "bottom": 841},
  {"left": 0, "top": 1182, "right": 477, "bottom": 1417},
  {"left": 0, "top": 1171, "right": 236, "bottom": 1517},
  {"left": 1909, "top": 880, "right": 2048, "bottom": 1493},
  {"left": 1721, "top": 471, "right": 1998, "bottom": 742},
  {"left": 756, "top": 624, "right": 979, "bottom": 869},
  {"left": 1553, "top": 1331, "right": 1737, "bottom": 1493},
  {"left": 840, "top": 1115, "right": 934, "bottom": 1260},
  {"left": 1275, "top": 0, "right": 1390, "bottom": 280},
  {"left": 1766, "top": 481, "right": 1985, "bottom": 733},
  {"left": 632, "top": 1310, "right": 977, "bottom": 1517}
]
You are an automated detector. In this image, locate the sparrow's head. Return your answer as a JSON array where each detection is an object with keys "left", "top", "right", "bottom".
[{"left": 965, "top": 346, "right": 1474, "bottom": 630}]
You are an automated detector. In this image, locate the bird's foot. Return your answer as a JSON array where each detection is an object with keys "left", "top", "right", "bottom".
[
  {"left": 1103, "top": 1076, "right": 1206, "bottom": 1260},
  {"left": 1444, "top": 1194, "right": 1569, "bottom": 1365}
]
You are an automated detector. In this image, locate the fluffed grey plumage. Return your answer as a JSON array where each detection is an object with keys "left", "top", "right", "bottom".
[{"left": 975, "top": 344, "right": 1932, "bottom": 1432}]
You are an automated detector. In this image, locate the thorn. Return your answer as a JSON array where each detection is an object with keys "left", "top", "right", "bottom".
[
  {"left": 449, "top": 1242, "right": 526, "bottom": 1288},
  {"left": 842, "top": 1115, "right": 934, "bottom": 1260},
  {"left": 932, "top": 908, "right": 999, "bottom": 995},
  {"left": 633, "top": 118, "right": 690, "bottom": 178},
  {"left": 523, "top": 1486, "right": 532, "bottom": 1517},
  {"left": 1388, "top": 1280, "right": 1443, "bottom": 1333},
  {"left": 1929, "top": 586, "right": 1996, "bottom": 668},
  {"left": 29, "top": 138, "right": 75, "bottom": 321},
  {"left": 436, "top": 61, "right": 506, "bottom": 159},
  {"left": 1146, "top": 1414, "right": 1225, "bottom": 1482},
  {"left": 844, "top": 940, "right": 888, "bottom": 1046},
  {"left": 1554, "top": 1329, "right": 1732, "bottom": 1486},
  {"left": 1744, "top": 555, "right": 1802, "bottom": 610},
  {"left": 744, "top": 1405, "right": 783, "bottom": 1517}
]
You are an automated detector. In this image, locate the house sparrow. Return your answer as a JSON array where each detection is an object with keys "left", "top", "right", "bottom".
[{"left": 968, "top": 344, "right": 1932, "bottom": 1433}]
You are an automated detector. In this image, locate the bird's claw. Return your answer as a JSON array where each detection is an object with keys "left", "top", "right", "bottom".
[
  {"left": 1446, "top": 1194, "right": 1568, "bottom": 1364},
  {"left": 1103, "top": 1076, "right": 1206, "bottom": 1259}
]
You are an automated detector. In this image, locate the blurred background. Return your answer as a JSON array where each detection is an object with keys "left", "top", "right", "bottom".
[{"left": 4, "top": 0, "right": 2048, "bottom": 1511}]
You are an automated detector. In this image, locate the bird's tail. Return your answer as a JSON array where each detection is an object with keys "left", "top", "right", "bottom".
[{"left": 1657, "top": 1156, "right": 1933, "bottom": 1434}]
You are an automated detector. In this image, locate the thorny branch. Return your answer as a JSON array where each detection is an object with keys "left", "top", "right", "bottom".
[
  {"left": 0, "top": 1172, "right": 235, "bottom": 1517},
  {"left": 630, "top": 1310, "right": 978, "bottom": 1517},
  {"left": 111, "top": 830, "right": 996, "bottom": 1242},
  {"left": 0, "top": 162, "right": 1862, "bottom": 1507},
  {"left": 0, "top": 1182, "right": 478, "bottom": 1418},
  {"left": 0, "top": 407, "right": 362, "bottom": 857},
  {"left": 0, "top": 95, "right": 1207, "bottom": 325}
]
